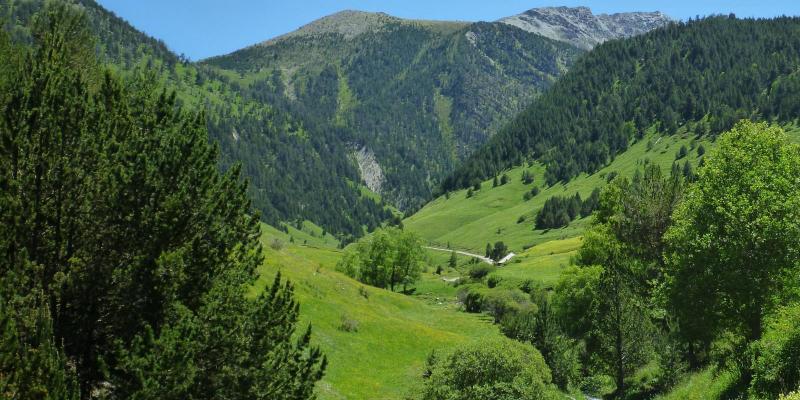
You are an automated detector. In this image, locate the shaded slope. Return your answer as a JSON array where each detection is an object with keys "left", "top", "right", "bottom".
[{"left": 443, "top": 16, "right": 800, "bottom": 193}]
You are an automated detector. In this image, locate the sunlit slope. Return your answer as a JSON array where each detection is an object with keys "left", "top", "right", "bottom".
[
  {"left": 405, "top": 129, "right": 709, "bottom": 253},
  {"left": 252, "top": 224, "right": 502, "bottom": 400}
]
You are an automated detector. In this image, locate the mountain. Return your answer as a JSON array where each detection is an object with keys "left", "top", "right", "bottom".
[
  {"left": 2, "top": 0, "right": 396, "bottom": 241},
  {"left": 443, "top": 16, "right": 800, "bottom": 192},
  {"left": 202, "top": 12, "right": 585, "bottom": 209},
  {"left": 499, "top": 6, "right": 672, "bottom": 50},
  {"left": 0, "top": 1, "right": 668, "bottom": 236}
]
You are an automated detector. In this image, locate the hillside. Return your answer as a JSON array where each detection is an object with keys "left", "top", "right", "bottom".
[
  {"left": 1, "top": 0, "right": 395, "bottom": 240},
  {"left": 202, "top": 14, "right": 586, "bottom": 209},
  {"left": 254, "top": 224, "right": 507, "bottom": 399},
  {"left": 443, "top": 16, "right": 800, "bottom": 193},
  {"left": 407, "top": 127, "right": 710, "bottom": 254},
  {"left": 499, "top": 6, "right": 671, "bottom": 50}
]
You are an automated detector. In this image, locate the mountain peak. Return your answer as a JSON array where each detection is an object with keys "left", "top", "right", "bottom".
[
  {"left": 499, "top": 6, "right": 671, "bottom": 49},
  {"left": 262, "top": 10, "right": 398, "bottom": 45}
]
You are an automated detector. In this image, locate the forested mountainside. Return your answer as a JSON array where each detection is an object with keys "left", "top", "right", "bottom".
[
  {"left": 443, "top": 15, "right": 800, "bottom": 192},
  {"left": 202, "top": 12, "right": 585, "bottom": 209},
  {"left": 1, "top": 0, "right": 393, "bottom": 241}
]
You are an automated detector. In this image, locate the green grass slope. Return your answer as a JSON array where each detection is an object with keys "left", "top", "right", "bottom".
[
  {"left": 405, "top": 128, "right": 711, "bottom": 254},
  {"left": 253, "top": 223, "right": 503, "bottom": 400}
]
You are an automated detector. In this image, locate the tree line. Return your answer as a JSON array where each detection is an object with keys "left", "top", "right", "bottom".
[{"left": 0, "top": 5, "right": 324, "bottom": 398}]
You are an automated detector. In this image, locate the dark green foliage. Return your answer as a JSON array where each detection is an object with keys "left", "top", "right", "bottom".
[
  {"left": 0, "top": 281, "right": 80, "bottom": 400},
  {"left": 457, "top": 287, "right": 484, "bottom": 313},
  {"left": 580, "top": 188, "right": 601, "bottom": 218},
  {"left": 0, "top": 5, "right": 324, "bottom": 398},
  {"left": 697, "top": 144, "right": 706, "bottom": 156},
  {"left": 489, "top": 241, "right": 509, "bottom": 262},
  {"left": 522, "top": 170, "right": 534, "bottom": 184},
  {"left": 448, "top": 251, "right": 457, "bottom": 269},
  {"left": 535, "top": 192, "right": 597, "bottom": 229},
  {"left": 205, "top": 21, "right": 583, "bottom": 210},
  {"left": 500, "top": 174, "right": 510, "bottom": 185},
  {"left": 468, "top": 264, "right": 495, "bottom": 281},
  {"left": 675, "top": 144, "right": 688, "bottom": 160},
  {"left": 2, "top": 0, "right": 393, "bottom": 241},
  {"left": 443, "top": 16, "right": 800, "bottom": 191},
  {"left": 749, "top": 304, "right": 800, "bottom": 398}
]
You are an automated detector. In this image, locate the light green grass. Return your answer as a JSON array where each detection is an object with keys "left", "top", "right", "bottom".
[
  {"left": 494, "top": 236, "right": 583, "bottom": 287},
  {"left": 654, "top": 367, "right": 741, "bottom": 400},
  {"left": 405, "top": 129, "right": 712, "bottom": 254},
  {"left": 261, "top": 220, "right": 340, "bottom": 248},
  {"left": 253, "top": 225, "right": 503, "bottom": 400}
]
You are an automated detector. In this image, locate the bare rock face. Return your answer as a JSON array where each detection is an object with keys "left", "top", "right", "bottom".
[
  {"left": 354, "top": 147, "right": 385, "bottom": 194},
  {"left": 499, "top": 6, "right": 672, "bottom": 50}
]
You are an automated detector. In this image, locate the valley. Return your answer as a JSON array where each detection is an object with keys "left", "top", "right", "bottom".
[{"left": 2, "top": 1, "right": 800, "bottom": 400}]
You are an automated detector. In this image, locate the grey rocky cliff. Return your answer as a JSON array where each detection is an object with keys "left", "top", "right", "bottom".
[{"left": 499, "top": 6, "right": 671, "bottom": 50}]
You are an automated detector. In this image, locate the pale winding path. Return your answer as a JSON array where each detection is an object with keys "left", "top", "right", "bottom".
[{"left": 424, "top": 246, "right": 516, "bottom": 265}]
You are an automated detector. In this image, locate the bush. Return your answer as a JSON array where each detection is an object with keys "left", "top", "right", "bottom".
[
  {"left": 487, "top": 275, "right": 501, "bottom": 288},
  {"left": 750, "top": 304, "right": 800, "bottom": 398},
  {"left": 421, "top": 339, "right": 557, "bottom": 400},
  {"left": 269, "top": 238, "right": 284, "bottom": 250},
  {"left": 468, "top": 264, "right": 495, "bottom": 280},
  {"left": 338, "top": 315, "right": 359, "bottom": 332},
  {"left": 482, "top": 290, "right": 526, "bottom": 323},
  {"left": 457, "top": 286, "right": 484, "bottom": 313}
]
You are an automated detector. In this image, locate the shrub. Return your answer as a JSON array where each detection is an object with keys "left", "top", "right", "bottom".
[
  {"left": 269, "top": 238, "right": 284, "bottom": 250},
  {"left": 482, "top": 290, "right": 526, "bottom": 323},
  {"left": 338, "top": 315, "right": 359, "bottom": 332},
  {"left": 457, "top": 287, "right": 484, "bottom": 313},
  {"left": 358, "top": 286, "right": 369, "bottom": 300},
  {"left": 421, "top": 339, "right": 557, "bottom": 400},
  {"left": 487, "top": 275, "right": 501, "bottom": 288},
  {"left": 519, "top": 279, "right": 536, "bottom": 294},
  {"left": 468, "top": 264, "right": 495, "bottom": 280},
  {"left": 750, "top": 304, "right": 800, "bottom": 398}
]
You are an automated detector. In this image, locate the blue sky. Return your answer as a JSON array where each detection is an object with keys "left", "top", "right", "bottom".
[{"left": 97, "top": 0, "right": 800, "bottom": 61}]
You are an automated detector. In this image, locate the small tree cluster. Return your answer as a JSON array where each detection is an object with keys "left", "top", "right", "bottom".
[{"left": 336, "top": 227, "right": 424, "bottom": 292}]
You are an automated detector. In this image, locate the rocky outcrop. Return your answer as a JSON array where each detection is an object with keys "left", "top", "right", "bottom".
[
  {"left": 354, "top": 147, "right": 385, "bottom": 194},
  {"left": 499, "top": 6, "right": 671, "bottom": 50}
]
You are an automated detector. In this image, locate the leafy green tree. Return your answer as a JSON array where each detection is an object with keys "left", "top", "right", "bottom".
[
  {"left": 336, "top": 227, "right": 424, "bottom": 291},
  {"left": 421, "top": 339, "right": 558, "bottom": 400},
  {"left": 449, "top": 251, "right": 458, "bottom": 269},
  {"left": 666, "top": 121, "right": 800, "bottom": 345},
  {"left": 552, "top": 265, "right": 603, "bottom": 340}
]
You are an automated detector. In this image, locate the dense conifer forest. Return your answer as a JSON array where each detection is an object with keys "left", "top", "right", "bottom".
[
  {"left": 0, "top": 4, "right": 324, "bottom": 397},
  {"left": 2, "top": 0, "right": 395, "bottom": 242},
  {"left": 443, "top": 16, "right": 800, "bottom": 191}
]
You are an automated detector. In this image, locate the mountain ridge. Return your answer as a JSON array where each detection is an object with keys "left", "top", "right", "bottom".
[{"left": 499, "top": 6, "right": 672, "bottom": 49}]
